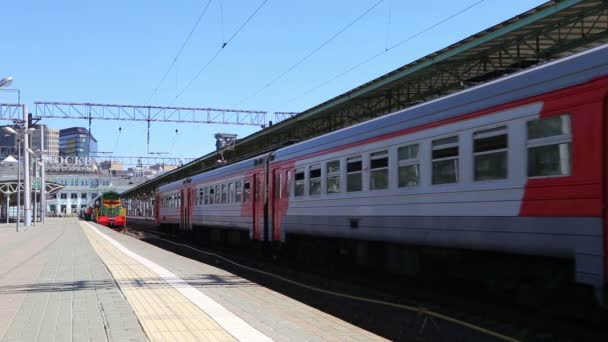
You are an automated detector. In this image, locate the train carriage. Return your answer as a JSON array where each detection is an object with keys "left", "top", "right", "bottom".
[
  {"left": 267, "top": 44, "right": 608, "bottom": 296},
  {"left": 92, "top": 191, "right": 127, "bottom": 228},
  {"left": 153, "top": 43, "right": 608, "bottom": 299},
  {"left": 157, "top": 154, "right": 268, "bottom": 243}
]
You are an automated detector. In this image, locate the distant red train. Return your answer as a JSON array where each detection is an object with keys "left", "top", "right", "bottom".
[{"left": 127, "top": 44, "right": 608, "bottom": 301}]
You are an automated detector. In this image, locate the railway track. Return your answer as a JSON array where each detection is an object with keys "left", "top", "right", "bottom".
[{"left": 122, "top": 224, "right": 608, "bottom": 342}]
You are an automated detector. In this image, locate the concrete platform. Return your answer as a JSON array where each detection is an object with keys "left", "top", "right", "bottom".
[
  {"left": 0, "top": 218, "right": 386, "bottom": 341},
  {"left": 0, "top": 218, "right": 147, "bottom": 342}
]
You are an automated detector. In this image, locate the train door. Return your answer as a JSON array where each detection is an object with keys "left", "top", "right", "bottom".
[
  {"left": 604, "top": 94, "right": 608, "bottom": 288},
  {"left": 180, "top": 187, "right": 192, "bottom": 232},
  {"left": 271, "top": 168, "right": 285, "bottom": 242},
  {"left": 252, "top": 172, "right": 264, "bottom": 241},
  {"left": 154, "top": 194, "right": 160, "bottom": 224}
]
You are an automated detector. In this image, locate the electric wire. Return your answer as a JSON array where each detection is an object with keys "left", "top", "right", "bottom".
[
  {"left": 171, "top": 0, "right": 270, "bottom": 104},
  {"left": 125, "top": 227, "right": 520, "bottom": 342},
  {"left": 271, "top": 0, "right": 487, "bottom": 112},
  {"left": 385, "top": 0, "right": 392, "bottom": 51},
  {"left": 217, "top": 0, "right": 226, "bottom": 44},
  {"left": 234, "top": 0, "right": 385, "bottom": 107},
  {"left": 145, "top": 0, "right": 213, "bottom": 105}
]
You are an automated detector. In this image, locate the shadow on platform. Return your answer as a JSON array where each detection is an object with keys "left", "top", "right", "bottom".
[{"left": 0, "top": 274, "right": 256, "bottom": 294}]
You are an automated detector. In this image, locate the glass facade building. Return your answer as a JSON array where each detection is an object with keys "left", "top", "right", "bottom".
[{"left": 59, "top": 127, "right": 97, "bottom": 157}]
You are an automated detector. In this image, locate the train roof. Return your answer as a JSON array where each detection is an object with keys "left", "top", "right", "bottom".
[
  {"left": 157, "top": 153, "right": 268, "bottom": 193},
  {"left": 273, "top": 43, "right": 608, "bottom": 162}
]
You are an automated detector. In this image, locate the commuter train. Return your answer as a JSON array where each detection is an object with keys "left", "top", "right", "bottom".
[
  {"left": 92, "top": 191, "right": 126, "bottom": 228},
  {"left": 132, "top": 44, "right": 608, "bottom": 300}
]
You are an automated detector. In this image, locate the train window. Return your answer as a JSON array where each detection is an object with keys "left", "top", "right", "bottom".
[
  {"left": 309, "top": 165, "right": 321, "bottom": 196},
  {"left": 215, "top": 185, "right": 221, "bottom": 204},
  {"left": 278, "top": 172, "right": 283, "bottom": 199},
  {"left": 326, "top": 160, "right": 340, "bottom": 194},
  {"left": 347, "top": 156, "right": 362, "bottom": 192},
  {"left": 228, "top": 183, "right": 234, "bottom": 203},
  {"left": 370, "top": 151, "right": 389, "bottom": 190},
  {"left": 235, "top": 181, "right": 242, "bottom": 202},
  {"left": 432, "top": 136, "right": 459, "bottom": 184},
  {"left": 255, "top": 178, "right": 262, "bottom": 201},
  {"left": 474, "top": 126, "right": 508, "bottom": 181},
  {"left": 275, "top": 173, "right": 282, "bottom": 199},
  {"left": 221, "top": 184, "right": 227, "bottom": 204},
  {"left": 243, "top": 181, "right": 251, "bottom": 202},
  {"left": 177, "top": 193, "right": 181, "bottom": 207},
  {"left": 294, "top": 169, "right": 305, "bottom": 197},
  {"left": 527, "top": 115, "right": 570, "bottom": 140},
  {"left": 527, "top": 114, "right": 571, "bottom": 177},
  {"left": 209, "top": 187, "right": 215, "bottom": 204},
  {"left": 398, "top": 144, "right": 420, "bottom": 187},
  {"left": 199, "top": 187, "right": 205, "bottom": 206}
]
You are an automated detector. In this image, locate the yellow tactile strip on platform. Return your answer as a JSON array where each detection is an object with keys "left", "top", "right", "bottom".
[{"left": 81, "top": 223, "right": 236, "bottom": 342}]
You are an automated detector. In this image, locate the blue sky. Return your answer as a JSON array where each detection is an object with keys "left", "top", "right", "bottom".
[{"left": 1, "top": 0, "right": 547, "bottom": 162}]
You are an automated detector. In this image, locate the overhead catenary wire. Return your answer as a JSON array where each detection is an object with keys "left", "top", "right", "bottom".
[
  {"left": 217, "top": 0, "right": 226, "bottom": 45},
  {"left": 271, "top": 0, "right": 487, "bottom": 112},
  {"left": 234, "top": 0, "right": 385, "bottom": 107},
  {"left": 171, "top": 0, "right": 271, "bottom": 104},
  {"left": 385, "top": 0, "right": 392, "bottom": 51},
  {"left": 144, "top": 0, "right": 213, "bottom": 105}
]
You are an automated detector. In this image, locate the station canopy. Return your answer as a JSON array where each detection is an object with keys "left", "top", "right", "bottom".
[{"left": 123, "top": 0, "right": 608, "bottom": 198}]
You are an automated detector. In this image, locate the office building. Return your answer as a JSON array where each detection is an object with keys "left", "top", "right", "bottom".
[{"left": 59, "top": 127, "right": 97, "bottom": 157}]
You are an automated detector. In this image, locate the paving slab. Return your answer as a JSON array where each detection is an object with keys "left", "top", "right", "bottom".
[
  {"left": 82, "top": 220, "right": 386, "bottom": 342},
  {"left": 0, "top": 218, "right": 147, "bottom": 342}
]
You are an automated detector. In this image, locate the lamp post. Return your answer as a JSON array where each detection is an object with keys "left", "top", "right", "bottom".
[
  {"left": 37, "top": 159, "right": 46, "bottom": 224},
  {"left": 40, "top": 126, "right": 46, "bottom": 224},
  {"left": 3, "top": 121, "right": 35, "bottom": 231},
  {"left": 1, "top": 76, "right": 33, "bottom": 229},
  {"left": 5, "top": 192, "right": 10, "bottom": 224},
  {"left": 28, "top": 148, "right": 45, "bottom": 225},
  {"left": 27, "top": 147, "right": 38, "bottom": 225}
]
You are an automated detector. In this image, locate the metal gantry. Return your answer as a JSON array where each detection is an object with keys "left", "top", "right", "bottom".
[
  {"left": 89, "top": 155, "right": 195, "bottom": 167},
  {"left": 34, "top": 102, "right": 269, "bottom": 125},
  {"left": 0, "top": 104, "right": 22, "bottom": 120}
]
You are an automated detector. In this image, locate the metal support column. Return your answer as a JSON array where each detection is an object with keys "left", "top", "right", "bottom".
[
  {"left": 23, "top": 104, "right": 32, "bottom": 227},
  {"left": 17, "top": 135, "right": 21, "bottom": 232},
  {"left": 41, "top": 128, "right": 46, "bottom": 224}
]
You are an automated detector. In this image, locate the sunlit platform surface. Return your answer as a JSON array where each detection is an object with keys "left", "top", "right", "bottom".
[{"left": 0, "top": 218, "right": 385, "bottom": 341}]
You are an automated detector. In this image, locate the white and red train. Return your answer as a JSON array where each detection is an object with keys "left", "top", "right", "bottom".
[{"left": 131, "top": 44, "right": 608, "bottom": 298}]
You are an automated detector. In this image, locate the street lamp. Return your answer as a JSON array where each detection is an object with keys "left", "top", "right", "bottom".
[
  {"left": 0, "top": 76, "right": 20, "bottom": 104},
  {"left": 2, "top": 126, "right": 17, "bottom": 135},
  {"left": 0, "top": 77, "right": 13, "bottom": 87}
]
